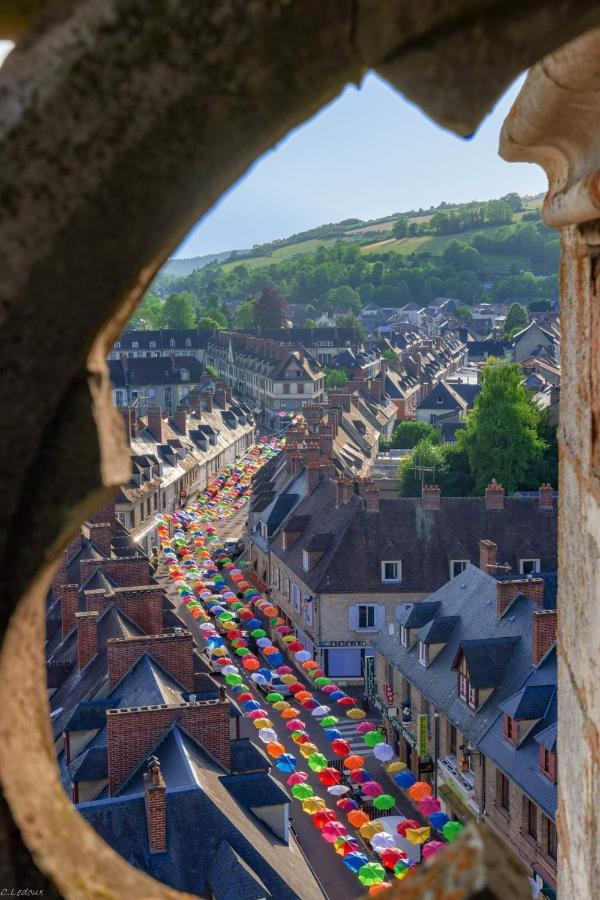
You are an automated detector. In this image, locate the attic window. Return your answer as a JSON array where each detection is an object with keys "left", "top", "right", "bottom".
[
  {"left": 185, "top": 338, "right": 192, "bottom": 347},
  {"left": 540, "top": 746, "right": 557, "bottom": 782},
  {"left": 450, "top": 560, "right": 469, "bottom": 579},
  {"left": 114, "top": 341, "right": 121, "bottom": 349},
  {"left": 418, "top": 641, "right": 429, "bottom": 667},
  {"left": 400, "top": 626, "right": 409, "bottom": 647},
  {"left": 381, "top": 561, "right": 402, "bottom": 583},
  {"left": 503, "top": 713, "right": 518, "bottom": 745},
  {"left": 131, "top": 341, "right": 138, "bottom": 349},
  {"left": 180, "top": 368, "right": 190, "bottom": 382},
  {"left": 170, "top": 339, "right": 176, "bottom": 347},
  {"left": 519, "top": 559, "right": 540, "bottom": 574}
]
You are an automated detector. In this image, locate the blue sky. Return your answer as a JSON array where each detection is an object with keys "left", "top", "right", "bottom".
[{"left": 177, "top": 72, "right": 546, "bottom": 259}]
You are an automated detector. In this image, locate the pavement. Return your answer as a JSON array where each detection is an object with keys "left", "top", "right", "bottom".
[{"left": 157, "top": 538, "right": 424, "bottom": 900}]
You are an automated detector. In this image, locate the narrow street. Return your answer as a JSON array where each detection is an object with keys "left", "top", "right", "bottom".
[{"left": 157, "top": 537, "right": 424, "bottom": 899}]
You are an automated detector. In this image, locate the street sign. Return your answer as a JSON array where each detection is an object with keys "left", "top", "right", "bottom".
[
  {"left": 364, "top": 655, "right": 376, "bottom": 695},
  {"left": 417, "top": 714, "right": 429, "bottom": 757},
  {"left": 384, "top": 682, "right": 394, "bottom": 705}
]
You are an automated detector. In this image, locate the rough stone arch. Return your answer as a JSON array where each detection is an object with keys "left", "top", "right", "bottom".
[{"left": 2, "top": 0, "right": 600, "bottom": 894}]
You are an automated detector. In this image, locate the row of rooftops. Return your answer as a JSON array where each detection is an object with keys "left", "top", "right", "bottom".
[
  {"left": 208, "top": 331, "right": 323, "bottom": 380},
  {"left": 45, "top": 504, "right": 322, "bottom": 898},
  {"left": 373, "top": 564, "right": 557, "bottom": 820}
]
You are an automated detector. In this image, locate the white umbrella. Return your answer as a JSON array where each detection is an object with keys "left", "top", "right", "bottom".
[
  {"left": 258, "top": 728, "right": 278, "bottom": 743},
  {"left": 371, "top": 832, "right": 398, "bottom": 853},
  {"left": 295, "top": 650, "right": 311, "bottom": 662},
  {"left": 221, "top": 665, "right": 239, "bottom": 676},
  {"left": 311, "top": 705, "right": 331, "bottom": 717},
  {"left": 327, "top": 784, "right": 350, "bottom": 796},
  {"left": 373, "top": 742, "right": 394, "bottom": 762},
  {"left": 251, "top": 673, "right": 268, "bottom": 685}
]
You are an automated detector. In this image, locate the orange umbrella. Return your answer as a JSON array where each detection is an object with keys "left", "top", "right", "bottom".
[
  {"left": 348, "top": 810, "right": 370, "bottom": 828},
  {"left": 281, "top": 707, "right": 301, "bottom": 719},
  {"left": 408, "top": 781, "right": 432, "bottom": 802},
  {"left": 344, "top": 754, "right": 365, "bottom": 771}
]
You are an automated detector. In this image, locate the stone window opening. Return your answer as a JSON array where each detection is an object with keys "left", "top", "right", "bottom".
[{"left": 2, "top": 7, "right": 599, "bottom": 897}]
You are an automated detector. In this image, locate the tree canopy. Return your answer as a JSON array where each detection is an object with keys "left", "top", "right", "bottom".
[
  {"left": 162, "top": 292, "right": 196, "bottom": 329},
  {"left": 504, "top": 302, "right": 529, "bottom": 337},
  {"left": 253, "top": 283, "right": 289, "bottom": 329},
  {"left": 390, "top": 420, "right": 441, "bottom": 449},
  {"left": 461, "top": 360, "right": 546, "bottom": 493}
]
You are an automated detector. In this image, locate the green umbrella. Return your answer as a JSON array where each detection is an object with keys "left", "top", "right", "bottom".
[
  {"left": 314, "top": 676, "right": 331, "bottom": 687},
  {"left": 291, "top": 783, "right": 314, "bottom": 800},
  {"left": 319, "top": 716, "right": 339, "bottom": 728},
  {"left": 307, "top": 752, "right": 328, "bottom": 772},
  {"left": 225, "top": 674, "right": 243, "bottom": 686},
  {"left": 364, "top": 730, "right": 385, "bottom": 748},
  {"left": 251, "top": 628, "right": 267, "bottom": 638},
  {"left": 266, "top": 692, "right": 284, "bottom": 703},
  {"left": 443, "top": 820, "right": 464, "bottom": 842},
  {"left": 373, "top": 793, "right": 395, "bottom": 811},
  {"left": 357, "top": 862, "right": 386, "bottom": 886}
]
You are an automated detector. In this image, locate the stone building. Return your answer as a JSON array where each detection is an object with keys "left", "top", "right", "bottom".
[{"left": 108, "top": 329, "right": 211, "bottom": 362}]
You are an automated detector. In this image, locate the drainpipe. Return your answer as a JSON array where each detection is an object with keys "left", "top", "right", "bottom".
[
  {"left": 433, "top": 710, "right": 440, "bottom": 798},
  {"left": 479, "top": 755, "right": 486, "bottom": 822}
]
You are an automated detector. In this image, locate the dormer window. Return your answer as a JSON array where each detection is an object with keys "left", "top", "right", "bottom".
[
  {"left": 400, "top": 626, "right": 409, "bottom": 647},
  {"left": 302, "top": 549, "right": 310, "bottom": 571},
  {"left": 114, "top": 341, "right": 121, "bottom": 349},
  {"left": 418, "top": 641, "right": 429, "bottom": 667},
  {"left": 170, "top": 339, "right": 176, "bottom": 348},
  {"left": 540, "top": 746, "right": 557, "bottom": 782},
  {"left": 503, "top": 714, "right": 519, "bottom": 745},
  {"left": 185, "top": 338, "right": 192, "bottom": 347},
  {"left": 149, "top": 341, "right": 156, "bottom": 348},
  {"left": 382, "top": 560, "right": 402, "bottom": 583},
  {"left": 519, "top": 558, "right": 540, "bottom": 574},
  {"left": 180, "top": 368, "right": 190, "bottom": 382},
  {"left": 131, "top": 341, "right": 138, "bottom": 349}
]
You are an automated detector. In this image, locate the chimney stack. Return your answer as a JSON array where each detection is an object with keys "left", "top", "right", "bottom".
[
  {"left": 496, "top": 578, "right": 545, "bottom": 617},
  {"left": 336, "top": 476, "right": 346, "bottom": 508},
  {"left": 144, "top": 757, "right": 167, "bottom": 853},
  {"left": 320, "top": 457, "right": 337, "bottom": 481},
  {"left": 479, "top": 539, "right": 497, "bottom": 574},
  {"left": 173, "top": 406, "right": 187, "bottom": 436},
  {"left": 187, "top": 390, "right": 202, "bottom": 417},
  {"left": 214, "top": 387, "right": 226, "bottom": 408},
  {"left": 305, "top": 460, "right": 320, "bottom": 495},
  {"left": 365, "top": 484, "right": 380, "bottom": 513},
  {"left": 121, "top": 406, "right": 136, "bottom": 443},
  {"left": 532, "top": 610, "right": 558, "bottom": 665},
  {"left": 485, "top": 480, "right": 505, "bottom": 510},
  {"left": 286, "top": 447, "right": 302, "bottom": 478},
  {"left": 539, "top": 483, "right": 554, "bottom": 510},
  {"left": 422, "top": 484, "right": 441, "bottom": 511},
  {"left": 370, "top": 378, "right": 384, "bottom": 402},
  {"left": 61, "top": 584, "right": 80, "bottom": 638},
  {"left": 318, "top": 424, "right": 334, "bottom": 459},
  {"left": 147, "top": 406, "right": 163, "bottom": 444},
  {"left": 204, "top": 391, "right": 213, "bottom": 413},
  {"left": 76, "top": 611, "right": 99, "bottom": 670},
  {"left": 88, "top": 522, "right": 112, "bottom": 557}
]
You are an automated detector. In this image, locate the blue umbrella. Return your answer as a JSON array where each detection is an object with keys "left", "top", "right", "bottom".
[
  {"left": 429, "top": 812, "right": 449, "bottom": 830},
  {"left": 275, "top": 754, "right": 297, "bottom": 773},
  {"left": 343, "top": 852, "right": 369, "bottom": 872},
  {"left": 324, "top": 728, "right": 343, "bottom": 740}
]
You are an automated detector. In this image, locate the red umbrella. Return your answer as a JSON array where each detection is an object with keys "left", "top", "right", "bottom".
[
  {"left": 356, "top": 722, "right": 377, "bottom": 734},
  {"left": 338, "top": 696, "right": 356, "bottom": 706},
  {"left": 285, "top": 719, "right": 307, "bottom": 731},
  {"left": 381, "top": 848, "right": 407, "bottom": 870},
  {"left": 330, "top": 739, "right": 351, "bottom": 756},
  {"left": 237, "top": 692, "right": 253, "bottom": 703},
  {"left": 396, "top": 819, "right": 420, "bottom": 837},
  {"left": 288, "top": 640, "right": 304, "bottom": 652},
  {"left": 350, "top": 769, "right": 370, "bottom": 784},
  {"left": 312, "top": 809, "right": 337, "bottom": 829},
  {"left": 289, "top": 682, "right": 305, "bottom": 694},
  {"left": 322, "top": 821, "right": 348, "bottom": 843},
  {"left": 318, "top": 767, "right": 341, "bottom": 786}
]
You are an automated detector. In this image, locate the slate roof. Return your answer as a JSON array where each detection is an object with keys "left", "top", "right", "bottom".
[
  {"left": 230, "top": 738, "right": 270, "bottom": 774},
  {"left": 79, "top": 725, "right": 323, "bottom": 899},
  {"left": 70, "top": 746, "right": 108, "bottom": 782},
  {"left": 65, "top": 699, "right": 114, "bottom": 732},
  {"left": 265, "top": 494, "right": 299, "bottom": 535},
  {"left": 270, "top": 480, "right": 558, "bottom": 594},
  {"left": 440, "top": 422, "right": 465, "bottom": 443},
  {"left": 416, "top": 382, "right": 469, "bottom": 412},
  {"left": 220, "top": 772, "right": 289, "bottom": 808},
  {"left": 501, "top": 684, "right": 556, "bottom": 720},
  {"left": 305, "top": 533, "right": 333, "bottom": 552},
  {"left": 455, "top": 637, "right": 520, "bottom": 689},
  {"left": 418, "top": 615, "right": 459, "bottom": 644},
  {"left": 113, "top": 329, "right": 211, "bottom": 352},
  {"left": 535, "top": 722, "right": 557, "bottom": 752},
  {"left": 108, "top": 356, "right": 204, "bottom": 388},
  {"left": 397, "top": 602, "right": 440, "bottom": 629}
]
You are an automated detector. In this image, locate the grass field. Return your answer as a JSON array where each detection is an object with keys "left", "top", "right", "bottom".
[{"left": 221, "top": 238, "right": 339, "bottom": 272}]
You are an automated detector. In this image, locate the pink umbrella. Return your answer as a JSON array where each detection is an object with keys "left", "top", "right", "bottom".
[
  {"left": 350, "top": 769, "right": 370, "bottom": 784},
  {"left": 336, "top": 797, "right": 359, "bottom": 812},
  {"left": 287, "top": 771, "right": 309, "bottom": 786},
  {"left": 285, "top": 719, "right": 307, "bottom": 731},
  {"left": 247, "top": 709, "right": 268, "bottom": 720},
  {"left": 356, "top": 721, "right": 377, "bottom": 734},
  {"left": 362, "top": 781, "right": 384, "bottom": 798},
  {"left": 419, "top": 796, "right": 442, "bottom": 816},
  {"left": 322, "top": 821, "right": 348, "bottom": 843},
  {"left": 422, "top": 840, "right": 445, "bottom": 859},
  {"left": 276, "top": 665, "right": 293, "bottom": 675},
  {"left": 321, "top": 685, "right": 339, "bottom": 694}
]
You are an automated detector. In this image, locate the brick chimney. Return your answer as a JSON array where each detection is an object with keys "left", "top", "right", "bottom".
[
  {"left": 370, "top": 378, "right": 384, "bottom": 402},
  {"left": 497, "top": 578, "right": 545, "bottom": 617},
  {"left": 286, "top": 448, "right": 302, "bottom": 478},
  {"left": 144, "top": 757, "right": 167, "bottom": 853},
  {"left": 121, "top": 406, "right": 136, "bottom": 443},
  {"left": 318, "top": 424, "right": 334, "bottom": 459},
  {"left": 51, "top": 549, "right": 70, "bottom": 598},
  {"left": 330, "top": 392, "right": 351, "bottom": 412},
  {"left": 76, "top": 611, "right": 99, "bottom": 670},
  {"left": 204, "top": 391, "right": 213, "bottom": 413},
  {"left": 306, "top": 460, "right": 320, "bottom": 494},
  {"left": 107, "top": 697, "right": 231, "bottom": 794},
  {"left": 187, "top": 390, "right": 202, "bottom": 417},
  {"left": 320, "top": 456, "right": 337, "bottom": 481},
  {"left": 365, "top": 484, "right": 380, "bottom": 513},
  {"left": 173, "top": 406, "right": 187, "bottom": 436},
  {"left": 485, "top": 480, "right": 505, "bottom": 510},
  {"left": 539, "top": 483, "right": 554, "bottom": 509},
  {"left": 224, "top": 386, "right": 232, "bottom": 405},
  {"left": 147, "top": 406, "right": 163, "bottom": 443},
  {"left": 532, "top": 610, "right": 558, "bottom": 665},
  {"left": 336, "top": 476, "right": 347, "bottom": 507},
  {"left": 107, "top": 631, "right": 195, "bottom": 690},
  {"left": 214, "top": 387, "right": 226, "bottom": 408},
  {"left": 479, "top": 539, "right": 497, "bottom": 574},
  {"left": 422, "top": 484, "right": 441, "bottom": 511},
  {"left": 88, "top": 522, "right": 112, "bottom": 557},
  {"left": 299, "top": 441, "right": 320, "bottom": 467},
  {"left": 61, "top": 584, "right": 80, "bottom": 638}
]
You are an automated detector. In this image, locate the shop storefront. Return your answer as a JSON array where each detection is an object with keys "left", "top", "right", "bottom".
[{"left": 322, "top": 641, "right": 374, "bottom": 679}]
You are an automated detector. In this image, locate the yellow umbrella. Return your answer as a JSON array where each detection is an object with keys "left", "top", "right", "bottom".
[
  {"left": 280, "top": 674, "right": 297, "bottom": 684},
  {"left": 211, "top": 646, "right": 228, "bottom": 657},
  {"left": 253, "top": 718, "right": 273, "bottom": 729},
  {"left": 346, "top": 707, "right": 366, "bottom": 720},
  {"left": 302, "top": 797, "right": 326, "bottom": 814},
  {"left": 359, "top": 821, "right": 386, "bottom": 839},
  {"left": 299, "top": 742, "right": 319, "bottom": 758},
  {"left": 405, "top": 826, "right": 431, "bottom": 845},
  {"left": 272, "top": 700, "right": 290, "bottom": 711},
  {"left": 282, "top": 635, "right": 296, "bottom": 644},
  {"left": 386, "top": 761, "right": 407, "bottom": 774}
]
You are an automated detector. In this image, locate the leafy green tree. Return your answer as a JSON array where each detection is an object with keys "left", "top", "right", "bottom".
[
  {"left": 162, "top": 292, "right": 196, "bottom": 329},
  {"left": 325, "top": 368, "right": 349, "bottom": 388},
  {"left": 326, "top": 284, "right": 361, "bottom": 314},
  {"left": 304, "top": 318, "right": 318, "bottom": 328},
  {"left": 130, "top": 291, "right": 163, "bottom": 329},
  {"left": 437, "top": 443, "right": 474, "bottom": 496},
  {"left": 335, "top": 314, "right": 365, "bottom": 338},
  {"left": 500, "top": 193, "right": 523, "bottom": 212},
  {"left": 381, "top": 348, "right": 396, "bottom": 361},
  {"left": 398, "top": 439, "right": 443, "bottom": 496},
  {"left": 392, "top": 218, "right": 408, "bottom": 239},
  {"left": 455, "top": 305, "right": 472, "bottom": 320},
  {"left": 205, "top": 362, "right": 219, "bottom": 379},
  {"left": 528, "top": 299, "right": 551, "bottom": 312},
  {"left": 253, "top": 283, "right": 289, "bottom": 329},
  {"left": 391, "top": 421, "right": 441, "bottom": 449},
  {"left": 234, "top": 300, "right": 255, "bottom": 330},
  {"left": 503, "top": 302, "right": 529, "bottom": 336},
  {"left": 198, "top": 315, "right": 223, "bottom": 329},
  {"left": 460, "top": 360, "right": 546, "bottom": 492}
]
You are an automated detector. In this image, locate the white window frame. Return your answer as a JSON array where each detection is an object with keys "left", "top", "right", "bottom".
[
  {"left": 381, "top": 560, "right": 402, "bottom": 583},
  {"left": 149, "top": 341, "right": 156, "bottom": 349},
  {"left": 185, "top": 338, "right": 192, "bottom": 347},
  {"left": 170, "top": 338, "right": 176, "bottom": 348},
  {"left": 114, "top": 341, "right": 121, "bottom": 349},
  {"left": 400, "top": 626, "right": 409, "bottom": 647},
  {"left": 418, "top": 641, "right": 429, "bottom": 667},
  {"left": 131, "top": 341, "right": 138, "bottom": 349},
  {"left": 302, "top": 550, "right": 310, "bottom": 571},
  {"left": 358, "top": 604, "right": 376, "bottom": 629},
  {"left": 291, "top": 583, "right": 301, "bottom": 613},
  {"left": 450, "top": 559, "right": 469, "bottom": 579},
  {"left": 115, "top": 390, "right": 124, "bottom": 407},
  {"left": 519, "top": 558, "right": 540, "bottom": 575}
]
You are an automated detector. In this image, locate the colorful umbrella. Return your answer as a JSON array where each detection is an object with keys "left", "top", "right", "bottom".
[{"left": 357, "top": 862, "right": 386, "bottom": 886}]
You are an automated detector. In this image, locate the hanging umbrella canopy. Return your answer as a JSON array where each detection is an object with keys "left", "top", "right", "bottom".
[
  {"left": 362, "top": 781, "right": 384, "bottom": 797},
  {"left": 371, "top": 832, "right": 398, "bottom": 854},
  {"left": 334, "top": 835, "right": 360, "bottom": 857},
  {"left": 443, "top": 820, "right": 465, "bottom": 842},
  {"left": 319, "top": 716, "right": 339, "bottom": 728},
  {"left": 381, "top": 848, "right": 407, "bottom": 871},
  {"left": 347, "top": 809, "right": 370, "bottom": 828},
  {"left": 408, "top": 781, "right": 433, "bottom": 802},
  {"left": 327, "top": 784, "right": 350, "bottom": 796},
  {"left": 386, "top": 760, "right": 407, "bottom": 773},
  {"left": 360, "top": 821, "right": 386, "bottom": 840},
  {"left": 357, "top": 862, "right": 386, "bottom": 887},
  {"left": 405, "top": 826, "right": 431, "bottom": 845},
  {"left": 322, "top": 822, "right": 348, "bottom": 843},
  {"left": 419, "top": 796, "right": 442, "bottom": 816},
  {"left": 422, "top": 840, "right": 445, "bottom": 859},
  {"left": 350, "top": 769, "right": 370, "bottom": 784},
  {"left": 287, "top": 771, "right": 308, "bottom": 786},
  {"left": 396, "top": 819, "right": 420, "bottom": 837},
  {"left": 281, "top": 707, "right": 300, "bottom": 719},
  {"left": 275, "top": 754, "right": 297, "bottom": 773},
  {"left": 312, "top": 809, "right": 337, "bottom": 829},
  {"left": 301, "top": 797, "right": 326, "bottom": 815},
  {"left": 344, "top": 754, "right": 365, "bottom": 771},
  {"left": 307, "top": 752, "right": 328, "bottom": 772},
  {"left": 343, "top": 852, "right": 369, "bottom": 873},
  {"left": 373, "top": 794, "right": 396, "bottom": 811},
  {"left": 318, "top": 767, "right": 341, "bottom": 786},
  {"left": 335, "top": 797, "right": 358, "bottom": 811},
  {"left": 373, "top": 743, "right": 394, "bottom": 762},
  {"left": 330, "top": 739, "right": 351, "bottom": 756}
]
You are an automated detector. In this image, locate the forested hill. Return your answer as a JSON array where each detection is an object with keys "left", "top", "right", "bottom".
[{"left": 133, "top": 193, "right": 558, "bottom": 330}]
